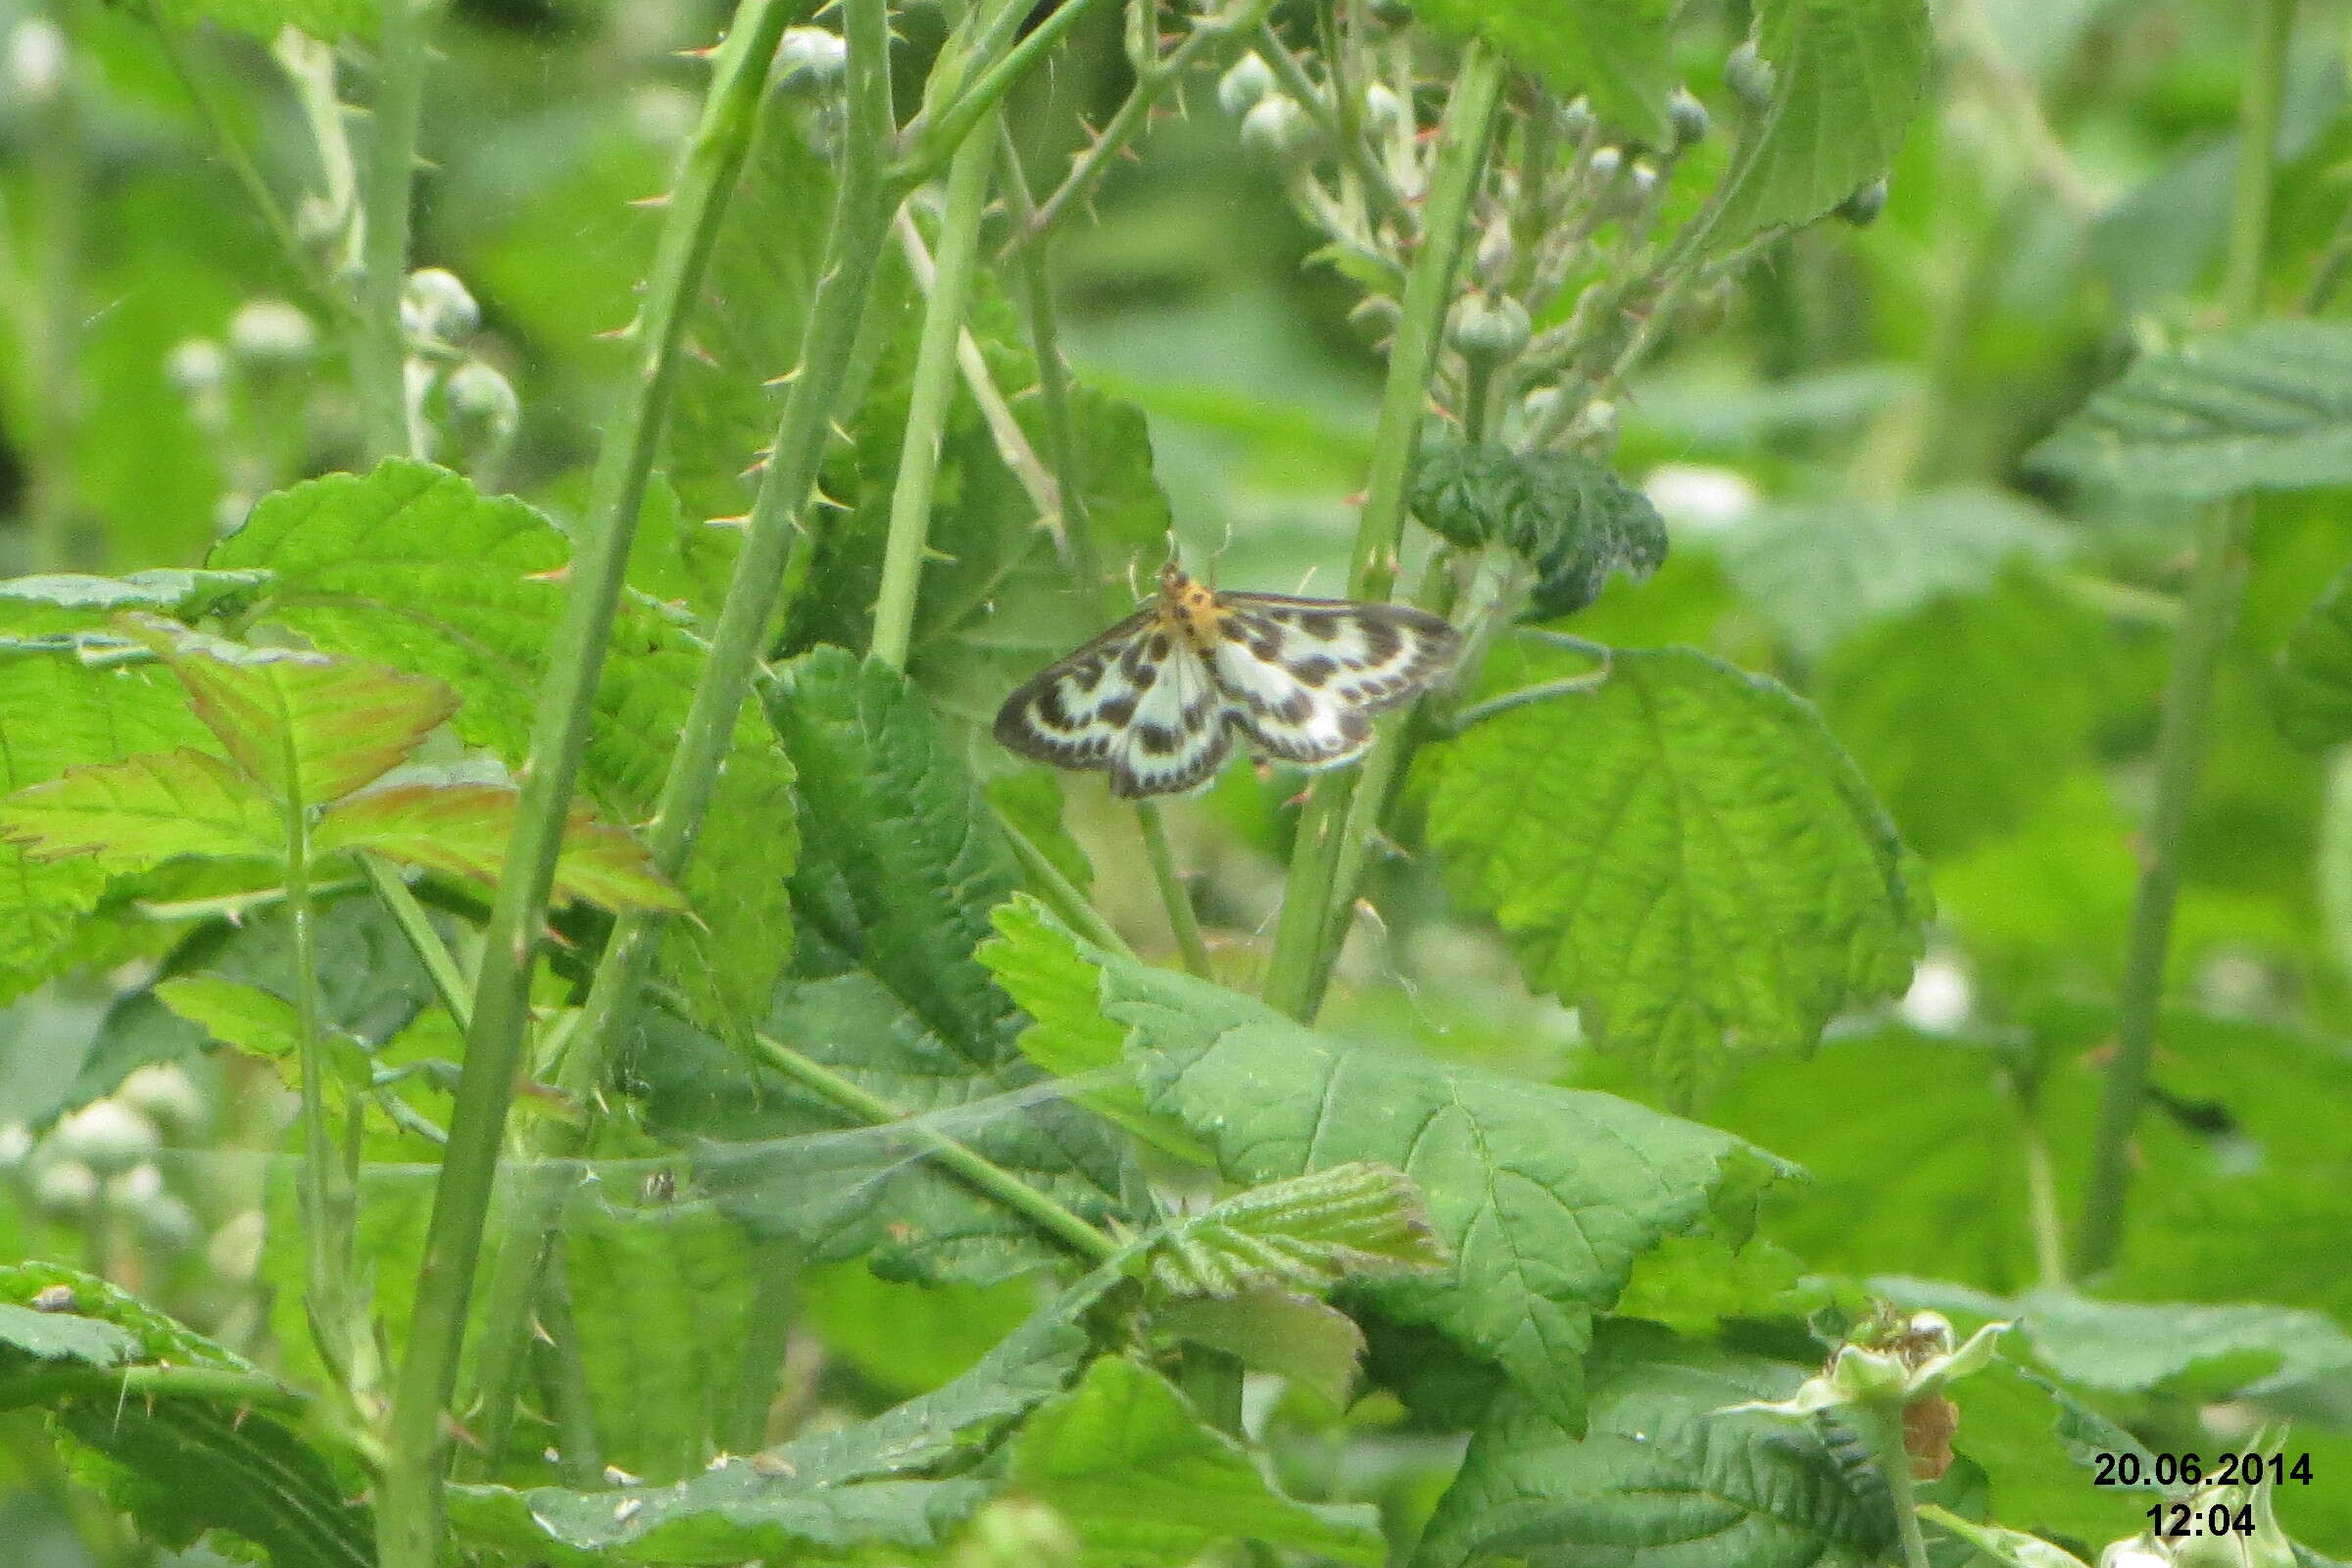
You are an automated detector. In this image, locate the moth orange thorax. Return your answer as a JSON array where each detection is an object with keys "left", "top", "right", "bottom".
[{"left": 1155, "top": 563, "right": 1229, "bottom": 650}]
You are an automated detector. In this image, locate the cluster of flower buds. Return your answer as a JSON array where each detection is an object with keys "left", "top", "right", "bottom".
[
  {"left": 399, "top": 268, "right": 520, "bottom": 477},
  {"left": 167, "top": 298, "right": 325, "bottom": 531},
  {"left": 5, "top": 1064, "right": 209, "bottom": 1263}
]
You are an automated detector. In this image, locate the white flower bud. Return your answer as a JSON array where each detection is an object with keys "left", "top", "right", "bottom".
[
  {"left": 1217, "top": 53, "right": 1276, "bottom": 118},
  {"left": 208, "top": 1208, "right": 266, "bottom": 1282},
  {"left": 107, "top": 1161, "right": 164, "bottom": 1207},
  {"left": 167, "top": 339, "right": 229, "bottom": 396},
  {"left": 227, "top": 299, "right": 318, "bottom": 366},
  {"left": 1838, "top": 178, "right": 1888, "bottom": 226},
  {"left": 6, "top": 19, "right": 67, "bottom": 105},
  {"left": 1666, "top": 87, "right": 1710, "bottom": 147},
  {"left": 1446, "top": 294, "right": 1531, "bottom": 363},
  {"left": 1240, "top": 94, "right": 1323, "bottom": 165},
  {"left": 771, "top": 25, "right": 847, "bottom": 93},
  {"left": 1559, "top": 95, "right": 1595, "bottom": 141},
  {"left": 445, "top": 360, "right": 521, "bottom": 441},
  {"left": 33, "top": 1159, "right": 98, "bottom": 1217},
  {"left": 1726, "top": 41, "right": 1776, "bottom": 110},
  {"left": 214, "top": 492, "right": 255, "bottom": 535},
  {"left": 117, "top": 1063, "right": 205, "bottom": 1131},
  {"left": 1628, "top": 157, "right": 1661, "bottom": 198},
  {"left": 1361, "top": 81, "right": 1406, "bottom": 138},
  {"left": 136, "top": 1193, "right": 201, "bottom": 1253},
  {"left": 49, "top": 1101, "right": 160, "bottom": 1174},
  {"left": 0, "top": 1122, "right": 33, "bottom": 1168},
  {"left": 401, "top": 267, "right": 479, "bottom": 342},
  {"left": 1589, "top": 144, "right": 1624, "bottom": 182},
  {"left": 1645, "top": 463, "right": 1759, "bottom": 534},
  {"left": 1899, "top": 955, "right": 1973, "bottom": 1033}
]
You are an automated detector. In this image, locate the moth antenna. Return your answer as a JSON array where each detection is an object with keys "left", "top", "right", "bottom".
[
  {"left": 1294, "top": 564, "right": 1322, "bottom": 596},
  {"left": 1126, "top": 556, "right": 1145, "bottom": 602}
]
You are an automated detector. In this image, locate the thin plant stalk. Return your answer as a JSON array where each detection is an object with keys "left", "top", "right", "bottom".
[
  {"left": 282, "top": 784, "right": 360, "bottom": 1408},
  {"left": 1261, "top": 42, "right": 1503, "bottom": 1021},
  {"left": 2075, "top": 0, "right": 2290, "bottom": 1277},
  {"left": 358, "top": 855, "right": 471, "bottom": 1026},
  {"left": 455, "top": 0, "right": 903, "bottom": 1463},
  {"left": 1138, "top": 806, "right": 1214, "bottom": 978},
  {"left": 26, "top": 0, "right": 84, "bottom": 571},
  {"left": 374, "top": 4, "right": 800, "bottom": 1556},
  {"left": 871, "top": 93, "right": 1002, "bottom": 669},
  {"left": 355, "top": 0, "right": 428, "bottom": 462},
  {"left": 891, "top": 0, "right": 1119, "bottom": 182}
]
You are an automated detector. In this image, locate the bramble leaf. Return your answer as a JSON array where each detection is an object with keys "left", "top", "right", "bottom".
[
  {"left": 1007, "top": 1355, "right": 1385, "bottom": 1566},
  {"left": 152, "top": 975, "right": 303, "bottom": 1061},
  {"left": 1424, "top": 645, "right": 1929, "bottom": 1089},
  {"left": 1142, "top": 1162, "right": 1450, "bottom": 1301},
  {"left": 0, "top": 569, "right": 271, "bottom": 641},
  {"left": 1408, "top": 441, "right": 1668, "bottom": 617},
  {"left": 149, "top": 0, "right": 372, "bottom": 42},
  {"left": 1405, "top": 0, "right": 1674, "bottom": 142},
  {"left": 312, "top": 781, "right": 684, "bottom": 912},
  {"left": 1706, "top": 0, "right": 1933, "bottom": 245},
  {"left": 0, "top": 749, "right": 280, "bottom": 873},
  {"left": 1098, "top": 956, "right": 1787, "bottom": 1428},
  {"left": 2030, "top": 322, "right": 2352, "bottom": 498}
]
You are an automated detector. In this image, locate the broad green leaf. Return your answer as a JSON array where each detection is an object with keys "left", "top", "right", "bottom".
[
  {"left": 0, "top": 749, "right": 281, "bottom": 873},
  {"left": 1007, "top": 1354, "right": 1384, "bottom": 1566},
  {"left": 634, "top": 648, "right": 1125, "bottom": 1284},
  {"left": 987, "top": 768, "right": 1093, "bottom": 893},
  {"left": 2011, "top": 1291, "right": 2352, "bottom": 1399},
  {"left": 1406, "top": 0, "right": 1674, "bottom": 142},
  {"left": 133, "top": 620, "right": 457, "bottom": 808},
  {"left": 1152, "top": 1292, "right": 1366, "bottom": 1409},
  {"left": 0, "top": 569, "right": 270, "bottom": 640},
  {"left": 150, "top": 0, "right": 372, "bottom": 41},
  {"left": 980, "top": 896, "right": 1210, "bottom": 1162},
  {"left": 1408, "top": 441, "right": 1668, "bottom": 618},
  {"left": 0, "top": 1263, "right": 373, "bottom": 1568},
  {"left": 312, "top": 781, "right": 684, "bottom": 912},
  {"left": 799, "top": 1259, "right": 1041, "bottom": 1397},
  {"left": 1099, "top": 956, "right": 1786, "bottom": 1428},
  {"left": 152, "top": 975, "right": 302, "bottom": 1060},
  {"left": 1412, "top": 1323, "right": 1892, "bottom": 1568},
  {"left": 1822, "top": 570, "right": 2104, "bottom": 858},
  {"left": 1705, "top": 0, "right": 1933, "bottom": 245},
  {"left": 1717, "top": 487, "right": 2073, "bottom": 659},
  {"left": 2030, "top": 322, "right": 2352, "bottom": 499},
  {"left": 0, "top": 650, "right": 221, "bottom": 998},
  {"left": 1143, "top": 1162, "right": 1450, "bottom": 1300},
  {"left": 1425, "top": 645, "right": 1929, "bottom": 1088},
  {"left": 448, "top": 1264, "right": 1118, "bottom": 1564},
  {"left": 2278, "top": 562, "right": 2352, "bottom": 749},
  {"left": 210, "top": 459, "right": 797, "bottom": 1035}
]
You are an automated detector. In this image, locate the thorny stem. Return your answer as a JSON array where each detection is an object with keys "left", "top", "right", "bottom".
[
  {"left": 1262, "top": 42, "right": 1503, "bottom": 1021},
  {"left": 376, "top": 4, "right": 800, "bottom": 1557},
  {"left": 355, "top": 0, "right": 428, "bottom": 462},
  {"left": 752, "top": 1032, "right": 1119, "bottom": 1264},
  {"left": 2076, "top": 0, "right": 2291, "bottom": 1277},
  {"left": 1250, "top": 20, "right": 1407, "bottom": 230},
  {"left": 896, "top": 214, "right": 1058, "bottom": 514},
  {"left": 282, "top": 776, "right": 360, "bottom": 1416},
  {"left": 871, "top": 81, "right": 1003, "bottom": 670},
  {"left": 357, "top": 855, "right": 471, "bottom": 1026},
  {"left": 893, "top": 0, "right": 1119, "bottom": 184}
]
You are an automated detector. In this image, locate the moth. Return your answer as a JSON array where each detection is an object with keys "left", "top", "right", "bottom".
[{"left": 993, "top": 562, "right": 1462, "bottom": 798}]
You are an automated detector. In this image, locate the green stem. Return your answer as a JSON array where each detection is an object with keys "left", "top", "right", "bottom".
[
  {"left": 2075, "top": 0, "right": 2290, "bottom": 1277},
  {"left": 871, "top": 95, "right": 1001, "bottom": 670},
  {"left": 8, "top": 1363, "right": 310, "bottom": 1410},
  {"left": 998, "top": 809, "right": 1136, "bottom": 958},
  {"left": 1138, "top": 805, "right": 1214, "bottom": 978},
  {"left": 357, "top": 856, "right": 470, "bottom": 1026},
  {"left": 1251, "top": 20, "right": 1406, "bottom": 229},
  {"left": 283, "top": 798, "right": 358, "bottom": 1406},
  {"left": 752, "top": 1031, "right": 1118, "bottom": 1263},
  {"left": 452, "top": 0, "right": 900, "bottom": 1475},
  {"left": 2010, "top": 1073, "right": 2069, "bottom": 1291},
  {"left": 375, "top": 6, "right": 800, "bottom": 1558},
  {"left": 26, "top": 0, "right": 84, "bottom": 571},
  {"left": 1261, "top": 42, "right": 1502, "bottom": 1021},
  {"left": 893, "top": 0, "right": 1120, "bottom": 184},
  {"left": 534, "top": 1247, "right": 603, "bottom": 1486},
  {"left": 355, "top": 0, "right": 428, "bottom": 462}
]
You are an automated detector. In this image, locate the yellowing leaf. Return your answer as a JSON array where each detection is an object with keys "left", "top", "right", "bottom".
[
  {"left": 0, "top": 749, "right": 281, "bottom": 874},
  {"left": 312, "top": 782, "right": 685, "bottom": 913}
]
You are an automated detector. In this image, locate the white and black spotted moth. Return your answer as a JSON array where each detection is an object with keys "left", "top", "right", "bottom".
[{"left": 993, "top": 561, "right": 1462, "bottom": 798}]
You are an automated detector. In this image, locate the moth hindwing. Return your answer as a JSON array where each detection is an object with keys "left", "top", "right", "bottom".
[{"left": 994, "top": 567, "right": 1460, "bottom": 799}]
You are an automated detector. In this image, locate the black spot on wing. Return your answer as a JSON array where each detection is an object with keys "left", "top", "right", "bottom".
[
  {"left": 1100, "top": 695, "right": 1137, "bottom": 727},
  {"left": 1291, "top": 655, "right": 1338, "bottom": 688}
]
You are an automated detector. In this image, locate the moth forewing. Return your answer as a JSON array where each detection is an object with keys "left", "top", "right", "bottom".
[{"left": 990, "top": 607, "right": 1157, "bottom": 770}]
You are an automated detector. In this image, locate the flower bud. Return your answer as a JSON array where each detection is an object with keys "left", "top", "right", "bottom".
[
  {"left": 401, "top": 267, "right": 479, "bottom": 342},
  {"left": 1628, "top": 157, "right": 1661, "bottom": 199},
  {"left": 1446, "top": 293, "right": 1531, "bottom": 364},
  {"left": 445, "top": 360, "right": 521, "bottom": 443},
  {"left": 1589, "top": 144, "right": 1624, "bottom": 183},
  {"left": 1240, "top": 94, "right": 1322, "bottom": 165},
  {"left": 2097, "top": 1538, "right": 2174, "bottom": 1568},
  {"left": 136, "top": 1192, "right": 201, "bottom": 1253},
  {"left": 228, "top": 299, "right": 318, "bottom": 366},
  {"left": 1361, "top": 80, "right": 1406, "bottom": 138},
  {"left": 117, "top": 1063, "right": 206, "bottom": 1132},
  {"left": 49, "top": 1102, "right": 160, "bottom": 1175},
  {"left": 1837, "top": 178, "right": 1888, "bottom": 226},
  {"left": 107, "top": 1162, "right": 164, "bottom": 1207},
  {"left": 772, "top": 25, "right": 847, "bottom": 94},
  {"left": 1217, "top": 53, "right": 1276, "bottom": 118},
  {"left": 1559, "top": 95, "right": 1595, "bottom": 141},
  {"left": 33, "top": 1160, "right": 98, "bottom": 1217},
  {"left": 1666, "top": 86, "right": 1710, "bottom": 147},
  {"left": 5, "top": 19, "right": 66, "bottom": 105},
  {"left": 0, "top": 1122, "right": 30, "bottom": 1168},
  {"left": 1726, "top": 41, "right": 1776, "bottom": 110},
  {"left": 208, "top": 1208, "right": 266, "bottom": 1282},
  {"left": 167, "top": 339, "right": 229, "bottom": 396}
]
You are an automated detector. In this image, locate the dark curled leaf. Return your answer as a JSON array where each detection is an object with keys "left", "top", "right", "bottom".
[{"left": 1407, "top": 440, "right": 1667, "bottom": 617}]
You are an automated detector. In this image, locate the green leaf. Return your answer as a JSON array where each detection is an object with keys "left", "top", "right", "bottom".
[
  {"left": 631, "top": 649, "right": 1124, "bottom": 1284},
  {"left": 149, "top": 0, "right": 373, "bottom": 41},
  {"left": 2012, "top": 1291, "right": 2352, "bottom": 1399},
  {"left": 0, "top": 649, "right": 222, "bottom": 998},
  {"left": 312, "top": 781, "right": 685, "bottom": 912},
  {"left": 2030, "top": 322, "right": 2352, "bottom": 499},
  {"left": 1405, "top": 0, "right": 1674, "bottom": 142},
  {"left": 1412, "top": 1323, "right": 1891, "bottom": 1568},
  {"left": 1716, "top": 487, "right": 2074, "bottom": 660},
  {"left": 2278, "top": 562, "right": 2352, "bottom": 749},
  {"left": 210, "top": 459, "right": 797, "bottom": 1036},
  {"left": 1007, "top": 1354, "right": 1385, "bottom": 1566},
  {"left": 0, "top": 569, "right": 271, "bottom": 641},
  {"left": 152, "top": 975, "right": 303, "bottom": 1060},
  {"left": 1425, "top": 645, "right": 1929, "bottom": 1089},
  {"left": 1143, "top": 1162, "right": 1450, "bottom": 1300},
  {"left": 1152, "top": 1292, "right": 1366, "bottom": 1409},
  {"left": 133, "top": 619, "right": 458, "bottom": 808},
  {"left": 1706, "top": 0, "right": 1934, "bottom": 244},
  {"left": 987, "top": 768, "right": 1093, "bottom": 893},
  {"left": 980, "top": 896, "right": 1211, "bottom": 1163},
  {"left": 0, "top": 1263, "right": 372, "bottom": 1568},
  {"left": 0, "top": 749, "right": 281, "bottom": 873},
  {"left": 448, "top": 1264, "right": 1119, "bottom": 1564},
  {"left": 1099, "top": 956, "right": 1786, "bottom": 1428},
  {"left": 1821, "top": 570, "right": 2103, "bottom": 858},
  {"left": 1409, "top": 440, "right": 1669, "bottom": 618}
]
